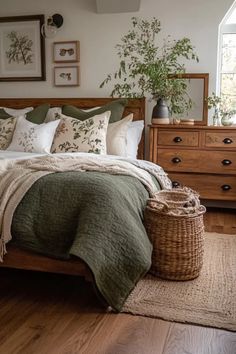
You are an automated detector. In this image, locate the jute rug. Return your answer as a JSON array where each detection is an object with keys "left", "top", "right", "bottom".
[{"left": 122, "top": 232, "right": 236, "bottom": 331}]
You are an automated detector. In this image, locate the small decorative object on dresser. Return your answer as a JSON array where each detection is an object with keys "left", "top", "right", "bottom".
[{"left": 149, "top": 124, "right": 236, "bottom": 204}]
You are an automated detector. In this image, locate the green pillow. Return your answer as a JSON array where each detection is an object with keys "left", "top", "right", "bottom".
[
  {"left": 0, "top": 104, "right": 50, "bottom": 124},
  {"left": 0, "top": 109, "right": 11, "bottom": 120},
  {"left": 25, "top": 104, "right": 50, "bottom": 124},
  {"left": 62, "top": 98, "right": 128, "bottom": 123}
]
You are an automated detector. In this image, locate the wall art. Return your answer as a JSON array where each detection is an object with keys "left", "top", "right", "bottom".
[
  {"left": 54, "top": 66, "right": 79, "bottom": 86},
  {"left": 53, "top": 41, "right": 80, "bottom": 63},
  {"left": 0, "top": 15, "right": 45, "bottom": 81}
]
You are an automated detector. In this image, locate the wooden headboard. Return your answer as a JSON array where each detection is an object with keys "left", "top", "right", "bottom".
[{"left": 0, "top": 97, "right": 145, "bottom": 159}]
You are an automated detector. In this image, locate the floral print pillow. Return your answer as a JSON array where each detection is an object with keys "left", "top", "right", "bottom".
[
  {"left": 51, "top": 111, "right": 111, "bottom": 154},
  {"left": 7, "top": 115, "right": 60, "bottom": 153},
  {"left": 0, "top": 117, "right": 17, "bottom": 150}
]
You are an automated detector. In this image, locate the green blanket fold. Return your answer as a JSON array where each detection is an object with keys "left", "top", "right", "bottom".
[{"left": 11, "top": 171, "right": 161, "bottom": 310}]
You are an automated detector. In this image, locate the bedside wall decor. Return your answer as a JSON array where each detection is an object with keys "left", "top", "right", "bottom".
[
  {"left": 54, "top": 66, "right": 79, "bottom": 86},
  {"left": 0, "top": 15, "right": 45, "bottom": 81},
  {"left": 53, "top": 41, "right": 80, "bottom": 63}
]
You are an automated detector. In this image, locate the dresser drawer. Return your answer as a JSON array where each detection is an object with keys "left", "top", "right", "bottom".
[
  {"left": 204, "top": 131, "right": 236, "bottom": 148},
  {"left": 157, "top": 130, "right": 199, "bottom": 147},
  {"left": 157, "top": 149, "right": 200, "bottom": 172},
  {"left": 157, "top": 149, "right": 236, "bottom": 174},
  {"left": 169, "top": 173, "right": 236, "bottom": 201}
]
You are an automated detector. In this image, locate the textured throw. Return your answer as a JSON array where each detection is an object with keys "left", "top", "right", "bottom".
[
  {"left": 0, "top": 154, "right": 170, "bottom": 260},
  {"left": 122, "top": 232, "right": 236, "bottom": 332}
]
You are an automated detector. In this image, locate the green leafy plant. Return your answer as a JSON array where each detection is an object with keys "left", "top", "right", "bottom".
[{"left": 100, "top": 17, "right": 199, "bottom": 115}]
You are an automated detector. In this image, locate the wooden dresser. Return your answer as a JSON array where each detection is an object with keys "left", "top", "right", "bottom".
[{"left": 149, "top": 124, "right": 236, "bottom": 203}]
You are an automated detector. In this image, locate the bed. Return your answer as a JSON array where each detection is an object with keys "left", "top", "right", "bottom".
[{"left": 0, "top": 97, "right": 170, "bottom": 310}]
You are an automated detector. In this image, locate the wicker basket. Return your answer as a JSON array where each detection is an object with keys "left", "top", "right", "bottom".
[{"left": 144, "top": 188, "right": 206, "bottom": 281}]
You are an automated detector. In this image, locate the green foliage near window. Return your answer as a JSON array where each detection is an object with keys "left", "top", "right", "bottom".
[{"left": 100, "top": 17, "right": 199, "bottom": 115}]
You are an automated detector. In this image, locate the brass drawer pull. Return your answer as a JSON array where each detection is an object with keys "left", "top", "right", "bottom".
[
  {"left": 223, "top": 138, "right": 233, "bottom": 144},
  {"left": 173, "top": 136, "right": 182, "bottom": 143},
  {"left": 172, "top": 181, "right": 180, "bottom": 188},
  {"left": 172, "top": 157, "right": 181, "bottom": 164},
  {"left": 221, "top": 184, "right": 232, "bottom": 191},
  {"left": 221, "top": 159, "right": 232, "bottom": 166}
]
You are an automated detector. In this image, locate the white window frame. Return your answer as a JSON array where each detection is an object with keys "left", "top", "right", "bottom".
[{"left": 217, "top": 2, "right": 236, "bottom": 99}]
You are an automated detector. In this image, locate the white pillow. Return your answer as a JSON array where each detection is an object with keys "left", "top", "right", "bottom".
[
  {"left": 107, "top": 114, "right": 133, "bottom": 156},
  {"left": 44, "top": 107, "right": 62, "bottom": 123},
  {"left": 7, "top": 116, "right": 60, "bottom": 153},
  {"left": 51, "top": 111, "right": 110, "bottom": 154},
  {"left": 0, "top": 107, "right": 33, "bottom": 116},
  {"left": 126, "top": 120, "right": 144, "bottom": 159}
]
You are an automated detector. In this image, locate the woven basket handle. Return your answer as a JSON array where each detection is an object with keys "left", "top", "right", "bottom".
[
  {"left": 147, "top": 198, "right": 206, "bottom": 216},
  {"left": 147, "top": 198, "right": 169, "bottom": 212}
]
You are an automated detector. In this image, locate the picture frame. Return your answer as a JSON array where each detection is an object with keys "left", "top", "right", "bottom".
[
  {"left": 0, "top": 15, "right": 46, "bottom": 81},
  {"left": 54, "top": 66, "right": 80, "bottom": 87},
  {"left": 53, "top": 41, "right": 80, "bottom": 63}
]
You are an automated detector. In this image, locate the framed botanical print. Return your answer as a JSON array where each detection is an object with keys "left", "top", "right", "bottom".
[
  {"left": 54, "top": 66, "right": 80, "bottom": 86},
  {"left": 53, "top": 41, "right": 80, "bottom": 63},
  {"left": 0, "top": 15, "right": 46, "bottom": 81}
]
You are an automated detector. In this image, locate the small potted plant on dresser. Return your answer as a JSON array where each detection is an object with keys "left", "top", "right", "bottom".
[
  {"left": 100, "top": 17, "right": 199, "bottom": 123},
  {"left": 207, "top": 92, "right": 236, "bottom": 126}
]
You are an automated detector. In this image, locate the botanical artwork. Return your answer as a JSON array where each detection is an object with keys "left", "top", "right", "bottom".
[
  {"left": 59, "top": 48, "right": 74, "bottom": 57},
  {"left": 6, "top": 31, "right": 33, "bottom": 66},
  {"left": 53, "top": 41, "right": 79, "bottom": 63},
  {"left": 0, "top": 15, "right": 45, "bottom": 81},
  {"left": 59, "top": 72, "right": 72, "bottom": 81},
  {"left": 54, "top": 66, "right": 79, "bottom": 86}
]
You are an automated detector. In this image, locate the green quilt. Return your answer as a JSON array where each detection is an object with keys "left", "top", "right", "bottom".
[{"left": 11, "top": 170, "right": 161, "bottom": 310}]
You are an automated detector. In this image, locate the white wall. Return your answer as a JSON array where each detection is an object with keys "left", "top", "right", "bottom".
[{"left": 0, "top": 0, "right": 234, "bottom": 123}]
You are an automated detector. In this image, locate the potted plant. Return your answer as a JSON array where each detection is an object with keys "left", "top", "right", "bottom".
[
  {"left": 100, "top": 17, "right": 199, "bottom": 122},
  {"left": 207, "top": 92, "right": 236, "bottom": 126}
]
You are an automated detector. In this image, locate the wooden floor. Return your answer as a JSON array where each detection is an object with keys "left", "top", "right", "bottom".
[{"left": 0, "top": 208, "right": 236, "bottom": 354}]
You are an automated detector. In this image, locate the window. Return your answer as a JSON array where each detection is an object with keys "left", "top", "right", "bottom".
[{"left": 219, "top": 4, "right": 236, "bottom": 110}]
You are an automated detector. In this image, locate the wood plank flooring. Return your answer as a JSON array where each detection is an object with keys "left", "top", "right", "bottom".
[
  {"left": 204, "top": 207, "right": 236, "bottom": 234},
  {"left": 0, "top": 208, "right": 235, "bottom": 354}
]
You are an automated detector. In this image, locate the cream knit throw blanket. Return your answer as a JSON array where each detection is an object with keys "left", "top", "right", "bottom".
[{"left": 0, "top": 154, "right": 171, "bottom": 261}]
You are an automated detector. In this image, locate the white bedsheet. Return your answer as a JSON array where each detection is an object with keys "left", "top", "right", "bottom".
[{"left": 0, "top": 150, "right": 47, "bottom": 160}]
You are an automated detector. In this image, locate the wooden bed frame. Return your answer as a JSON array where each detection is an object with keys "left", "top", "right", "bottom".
[{"left": 0, "top": 97, "right": 146, "bottom": 280}]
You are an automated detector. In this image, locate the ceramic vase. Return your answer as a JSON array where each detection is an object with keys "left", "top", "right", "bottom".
[{"left": 152, "top": 98, "right": 169, "bottom": 124}]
